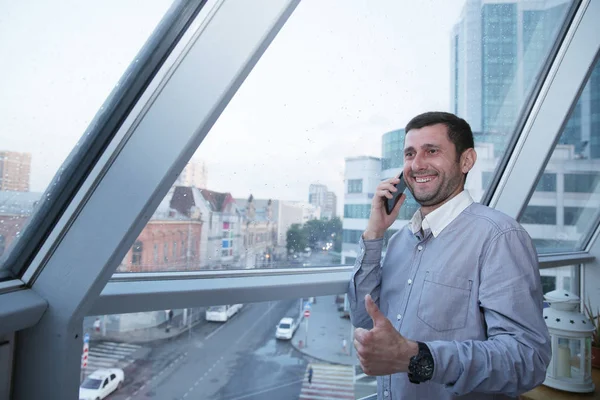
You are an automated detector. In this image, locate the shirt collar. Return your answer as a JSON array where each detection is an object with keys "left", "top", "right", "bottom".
[{"left": 410, "top": 190, "right": 474, "bottom": 238}]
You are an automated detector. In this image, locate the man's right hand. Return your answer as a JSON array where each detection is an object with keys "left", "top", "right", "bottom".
[{"left": 363, "top": 177, "right": 405, "bottom": 240}]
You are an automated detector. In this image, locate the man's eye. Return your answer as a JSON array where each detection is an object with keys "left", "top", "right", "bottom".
[{"left": 429, "top": 149, "right": 437, "bottom": 154}]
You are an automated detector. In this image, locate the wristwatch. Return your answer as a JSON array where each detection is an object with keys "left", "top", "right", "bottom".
[{"left": 408, "top": 342, "right": 434, "bottom": 384}]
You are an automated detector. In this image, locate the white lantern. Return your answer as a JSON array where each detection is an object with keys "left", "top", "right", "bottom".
[{"left": 543, "top": 289, "right": 595, "bottom": 393}]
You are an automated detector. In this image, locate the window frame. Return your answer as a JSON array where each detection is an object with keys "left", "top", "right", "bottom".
[
  {"left": 9, "top": 1, "right": 302, "bottom": 399},
  {"left": 1, "top": 0, "right": 210, "bottom": 281}
]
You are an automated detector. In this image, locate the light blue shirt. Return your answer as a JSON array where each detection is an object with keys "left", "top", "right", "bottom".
[{"left": 349, "top": 191, "right": 551, "bottom": 399}]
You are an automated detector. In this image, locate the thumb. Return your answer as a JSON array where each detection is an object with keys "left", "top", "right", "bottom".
[{"left": 365, "top": 294, "right": 385, "bottom": 327}]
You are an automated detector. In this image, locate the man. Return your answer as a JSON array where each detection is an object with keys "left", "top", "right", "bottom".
[{"left": 348, "top": 112, "right": 550, "bottom": 399}]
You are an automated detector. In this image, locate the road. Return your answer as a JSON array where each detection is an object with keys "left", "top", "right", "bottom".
[{"left": 103, "top": 299, "right": 310, "bottom": 400}]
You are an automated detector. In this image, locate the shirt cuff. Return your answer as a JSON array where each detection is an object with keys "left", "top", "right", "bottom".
[
  {"left": 425, "top": 340, "right": 461, "bottom": 386},
  {"left": 359, "top": 235, "right": 384, "bottom": 264}
]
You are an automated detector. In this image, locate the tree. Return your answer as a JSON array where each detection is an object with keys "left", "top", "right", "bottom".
[
  {"left": 303, "top": 219, "right": 326, "bottom": 249},
  {"left": 286, "top": 224, "right": 307, "bottom": 254}
]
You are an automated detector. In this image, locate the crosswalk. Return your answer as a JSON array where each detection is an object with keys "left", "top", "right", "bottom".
[
  {"left": 300, "top": 363, "right": 355, "bottom": 400},
  {"left": 84, "top": 341, "right": 143, "bottom": 371}
]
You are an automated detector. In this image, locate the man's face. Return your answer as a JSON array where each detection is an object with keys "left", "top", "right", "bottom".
[{"left": 403, "top": 123, "right": 465, "bottom": 210}]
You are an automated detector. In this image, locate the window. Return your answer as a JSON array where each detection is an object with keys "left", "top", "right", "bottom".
[
  {"left": 520, "top": 206, "right": 556, "bottom": 225},
  {"left": 0, "top": 1, "right": 174, "bottom": 275},
  {"left": 343, "top": 204, "right": 370, "bottom": 219},
  {"left": 520, "top": 58, "right": 600, "bottom": 253},
  {"left": 342, "top": 229, "right": 363, "bottom": 244},
  {"left": 347, "top": 179, "right": 363, "bottom": 194},
  {"left": 536, "top": 173, "right": 556, "bottom": 192},
  {"left": 397, "top": 192, "right": 420, "bottom": 221},
  {"left": 172, "top": 242, "right": 177, "bottom": 259},
  {"left": 153, "top": 244, "right": 158, "bottom": 264},
  {"left": 105, "top": 0, "right": 572, "bottom": 274},
  {"left": 131, "top": 241, "right": 143, "bottom": 266},
  {"left": 83, "top": 296, "right": 362, "bottom": 398},
  {"left": 540, "top": 265, "right": 579, "bottom": 296},
  {"left": 564, "top": 173, "right": 600, "bottom": 193},
  {"left": 540, "top": 276, "right": 556, "bottom": 295},
  {"left": 163, "top": 243, "right": 168, "bottom": 263},
  {"left": 564, "top": 207, "right": 596, "bottom": 227}
]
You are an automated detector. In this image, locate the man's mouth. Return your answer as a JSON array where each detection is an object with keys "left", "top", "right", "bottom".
[{"left": 413, "top": 175, "right": 436, "bottom": 183}]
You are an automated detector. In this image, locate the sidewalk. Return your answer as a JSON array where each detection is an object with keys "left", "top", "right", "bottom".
[
  {"left": 290, "top": 295, "right": 359, "bottom": 366},
  {"left": 88, "top": 314, "right": 203, "bottom": 344}
]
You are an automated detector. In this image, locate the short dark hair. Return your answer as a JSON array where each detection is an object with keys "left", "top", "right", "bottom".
[{"left": 404, "top": 111, "right": 474, "bottom": 159}]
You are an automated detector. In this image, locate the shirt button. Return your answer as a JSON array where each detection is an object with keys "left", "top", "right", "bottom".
[
  {"left": 397, "top": 314, "right": 402, "bottom": 321},
  {"left": 384, "top": 390, "right": 389, "bottom": 397},
  {"left": 417, "top": 245, "right": 423, "bottom": 251},
  {"left": 408, "top": 279, "right": 412, "bottom": 285}
]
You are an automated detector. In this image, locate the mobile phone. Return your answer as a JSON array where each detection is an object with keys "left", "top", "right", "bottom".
[{"left": 384, "top": 172, "right": 407, "bottom": 215}]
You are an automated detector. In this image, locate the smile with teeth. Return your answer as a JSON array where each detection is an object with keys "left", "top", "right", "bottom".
[{"left": 415, "top": 176, "right": 435, "bottom": 183}]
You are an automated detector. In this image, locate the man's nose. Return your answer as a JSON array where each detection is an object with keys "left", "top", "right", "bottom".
[{"left": 411, "top": 152, "right": 427, "bottom": 172}]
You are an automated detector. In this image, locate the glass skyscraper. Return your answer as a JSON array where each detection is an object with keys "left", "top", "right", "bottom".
[{"left": 451, "top": 0, "right": 571, "bottom": 157}]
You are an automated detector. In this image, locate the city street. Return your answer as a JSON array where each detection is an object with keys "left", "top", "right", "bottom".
[{"left": 86, "top": 299, "right": 351, "bottom": 400}]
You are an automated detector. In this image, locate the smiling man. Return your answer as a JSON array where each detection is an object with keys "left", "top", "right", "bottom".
[{"left": 348, "top": 112, "right": 551, "bottom": 399}]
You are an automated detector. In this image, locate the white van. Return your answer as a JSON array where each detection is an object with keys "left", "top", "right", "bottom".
[{"left": 275, "top": 317, "right": 297, "bottom": 340}]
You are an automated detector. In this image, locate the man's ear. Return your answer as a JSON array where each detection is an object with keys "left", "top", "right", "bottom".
[{"left": 460, "top": 148, "right": 477, "bottom": 174}]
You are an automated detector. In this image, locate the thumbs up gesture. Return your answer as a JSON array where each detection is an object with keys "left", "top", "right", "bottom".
[{"left": 353, "top": 294, "right": 419, "bottom": 376}]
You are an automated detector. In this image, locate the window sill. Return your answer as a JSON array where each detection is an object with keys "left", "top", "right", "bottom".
[{"left": 522, "top": 369, "right": 600, "bottom": 399}]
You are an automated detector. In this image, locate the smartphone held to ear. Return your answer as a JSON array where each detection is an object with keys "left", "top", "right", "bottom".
[{"left": 384, "top": 173, "right": 407, "bottom": 215}]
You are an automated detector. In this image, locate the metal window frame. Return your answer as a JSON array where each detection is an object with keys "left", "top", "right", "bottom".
[
  {"left": 1, "top": 0, "right": 208, "bottom": 280},
  {"left": 491, "top": 0, "right": 600, "bottom": 220},
  {"left": 11, "top": 1, "right": 300, "bottom": 399},
  {"left": 4, "top": 0, "right": 600, "bottom": 398},
  {"left": 0, "top": 287, "right": 47, "bottom": 336},
  {"left": 90, "top": 267, "right": 352, "bottom": 316}
]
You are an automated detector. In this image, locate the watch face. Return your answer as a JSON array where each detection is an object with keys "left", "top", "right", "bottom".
[
  {"left": 419, "top": 357, "right": 434, "bottom": 377},
  {"left": 409, "top": 344, "right": 434, "bottom": 382}
]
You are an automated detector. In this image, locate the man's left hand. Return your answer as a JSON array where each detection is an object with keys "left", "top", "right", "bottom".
[{"left": 354, "top": 294, "right": 419, "bottom": 376}]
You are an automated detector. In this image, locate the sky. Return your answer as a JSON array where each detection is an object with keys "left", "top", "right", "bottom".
[{"left": 0, "top": 0, "right": 467, "bottom": 214}]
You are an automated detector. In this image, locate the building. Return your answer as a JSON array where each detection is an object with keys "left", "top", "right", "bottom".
[
  {"left": 171, "top": 186, "right": 242, "bottom": 269},
  {"left": 235, "top": 196, "right": 278, "bottom": 268},
  {"left": 450, "top": 0, "right": 599, "bottom": 290},
  {"left": 0, "top": 151, "right": 31, "bottom": 192},
  {"left": 341, "top": 156, "right": 381, "bottom": 264},
  {"left": 0, "top": 191, "right": 41, "bottom": 259},
  {"left": 309, "top": 183, "right": 337, "bottom": 219},
  {"left": 118, "top": 190, "right": 203, "bottom": 273},
  {"left": 325, "top": 191, "right": 337, "bottom": 219},
  {"left": 450, "top": 0, "right": 571, "bottom": 156},
  {"left": 175, "top": 158, "right": 208, "bottom": 188}
]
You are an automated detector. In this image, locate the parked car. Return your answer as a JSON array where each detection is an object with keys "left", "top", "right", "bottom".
[
  {"left": 275, "top": 317, "right": 298, "bottom": 340},
  {"left": 79, "top": 368, "right": 124, "bottom": 400}
]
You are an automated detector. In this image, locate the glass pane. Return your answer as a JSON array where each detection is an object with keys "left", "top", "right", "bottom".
[
  {"left": 0, "top": 1, "right": 174, "bottom": 272},
  {"left": 116, "top": 0, "right": 572, "bottom": 273},
  {"left": 556, "top": 337, "right": 584, "bottom": 380},
  {"left": 82, "top": 295, "right": 371, "bottom": 399},
  {"left": 540, "top": 265, "right": 579, "bottom": 297},
  {"left": 520, "top": 59, "right": 600, "bottom": 253}
]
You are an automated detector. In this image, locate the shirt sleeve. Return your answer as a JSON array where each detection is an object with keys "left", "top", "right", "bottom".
[
  {"left": 426, "top": 228, "right": 551, "bottom": 397},
  {"left": 348, "top": 235, "right": 384, "bottom": 330}
]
